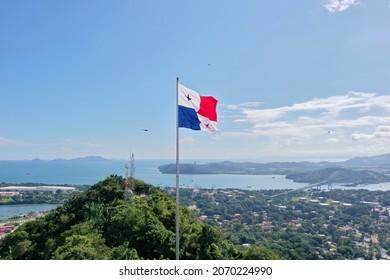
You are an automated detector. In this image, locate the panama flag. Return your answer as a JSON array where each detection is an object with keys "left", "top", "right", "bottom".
[{"left": 178, "top": 83, "right": 218, "bottom": 133}]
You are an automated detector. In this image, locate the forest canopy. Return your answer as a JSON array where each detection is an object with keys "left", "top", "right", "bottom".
[{"left": 0, "top": 175, "right": 277, "bottom": 260}]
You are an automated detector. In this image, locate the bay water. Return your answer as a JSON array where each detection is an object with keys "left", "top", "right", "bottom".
[{"left": 0, "top": 204, "right": 60, "bottom": 220}]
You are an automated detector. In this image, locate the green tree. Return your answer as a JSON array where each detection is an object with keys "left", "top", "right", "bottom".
[
  {"left": 242, "top": 245, "right": 280, "bottom": 260},
  {"left": 52, "top": 222, "right": 110, "bottom": 260},
  {"left": 111, "top": 242, "right": 140, "bottom": 260},
  {"left": 53, "top": 234, "right": 110, "bottom": 260}
]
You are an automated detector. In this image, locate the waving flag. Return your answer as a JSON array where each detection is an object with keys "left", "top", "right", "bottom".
[
  {"left": 175, "top": 80, "right": 219, "bottom": 260},
  {"left": 178, "top": 83, "right": 218, "bottom": 133}
]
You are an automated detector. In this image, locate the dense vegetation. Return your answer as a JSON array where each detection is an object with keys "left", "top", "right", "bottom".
[
  {"left": 0, "top": 175, "right": 277, "bottom": 260},
  {"left": 171, "top": 187, "right": 390, "bottom": 260},
  {"left": 158, "top": 161, "right": 333, "bottom": 175},
  {"left": 286, "top": 167, "right": 390, "bottom": 184},
  {"left": 159, "top": 163, "right": 390, "bottom": 186}
]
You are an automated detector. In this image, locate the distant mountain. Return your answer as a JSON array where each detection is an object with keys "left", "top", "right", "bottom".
[
  {"left": 285, "top": 167, "right": 390, "bottom": 185},
  {"left": 52, "top": 158, "right": 67, "bottom": 161},
  {"left": 51, "top": 156, "right": 111, "bottom": 162},
  {"left": 158, "top": 161, "right": 338, "bottom": 175},
  {"left": 0, "top": 156, "right": 112, "bottom": 163},
  {"left": 344, "top": 153, "right": 390, "bottom": 167},
  {"left": 46, "top": 156, "right": 110, "bottom": 162},
  {"left": 68, "top": 156, "right": 111, "bottom": 162},
  {"left": 158, "top": 153, "right": 390, "bottom": 175}
]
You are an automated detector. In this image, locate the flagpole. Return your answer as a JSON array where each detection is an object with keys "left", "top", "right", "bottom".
[{"left": 175, "top": 76, "right": 180, "bottom": 260}]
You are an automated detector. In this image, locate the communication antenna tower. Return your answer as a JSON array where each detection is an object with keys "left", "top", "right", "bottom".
[
  {"left": 125, "top": 162, "right": 129, "bottom": 185},
  {"left": 124, "top": 152, "right": 135, "bottom": 199},
  {"left": 124, "top": 152, "right": 135, "bottom": 186},
  {"left": 130, "top": 152, "right": 135, "bottom": 189}
]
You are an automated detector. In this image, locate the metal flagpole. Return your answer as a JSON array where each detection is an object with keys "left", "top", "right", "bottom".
[{"left": 175, "top": 76, "right": 180, "bottom": 260}]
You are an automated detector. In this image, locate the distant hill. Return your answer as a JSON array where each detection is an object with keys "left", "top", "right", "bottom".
[
  {"left": 158, "top": 153, "right": 390, "bottom": 175},
  {"left": 344, "top": 153, "right": 390, "bottom": 167},
  {"left": 0, "top": 156, "right": 112, "bottom": 163},
  {"left": 158, "top": 161, "right": 337, "bottom": 175},
  {"left": 285, "top": 167, "right": 390, "bottom": 185},
  {"left": 68, "top": 156, "right": 111, "bottom": 162},
  {"left": 52, "top": 156, "right": 111, "bottom": 162}
]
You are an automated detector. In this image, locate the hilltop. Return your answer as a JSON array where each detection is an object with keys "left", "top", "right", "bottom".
[{"left": 0, "top": 175, "right": 277, "bottom": 260}]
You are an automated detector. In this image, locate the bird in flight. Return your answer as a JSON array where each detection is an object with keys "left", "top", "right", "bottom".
[{"left": 142, "top": 129, "right": 149, "bottom": 132}]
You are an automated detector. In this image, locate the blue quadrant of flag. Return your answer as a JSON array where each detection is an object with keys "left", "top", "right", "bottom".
[{"left": 178, "top": 105, "right": 201, "bottom": 130}]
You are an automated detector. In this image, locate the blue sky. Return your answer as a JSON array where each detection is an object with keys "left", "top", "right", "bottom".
[{"left": 1, "top": 0, "right": 390, "bottom": 161}]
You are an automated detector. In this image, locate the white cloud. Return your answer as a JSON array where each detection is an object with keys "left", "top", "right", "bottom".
[
  {"left": 351, "top": 133, "right": 374, "bottom": 141},
  {"left": 229, "top": 92, "right": 386, "bottom": 128},
  {"left": 222, "top": 91, "right": 390, "bottom": 159},
  {"left": 226, "top": 92, "right": 390, "bottom": 132},
  {"left": 235, "top": 108, "right": 287, "bottom": 123},
  {"left": 326, "top": 137, "right": 340, "bottom": 143},
  {"left": 224, "top": 102, "right": 262, "bottom": 110},
  {"left": 324, "top": 0, "right": 359, "bottom": 13},
  {"left": 352, "top": 126, "right": 390, "bottom": 141},
  {"left": 374, "top": 126, "right": 390, "bottom": 139},
  {"left": 173, "top": 89, "right": 390, "bottom": 162},
  {"left": 377, "top": 126, "right": 390, "bottom": 132},
  {"left": 64, "top": 139, "right": 106, "bottom": 148},
  {"left": 289, "top": 92, "right": 379, "bottom": 115},
  {"left": 0, "top": 136, "right": 31, "bottom": 146}
]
